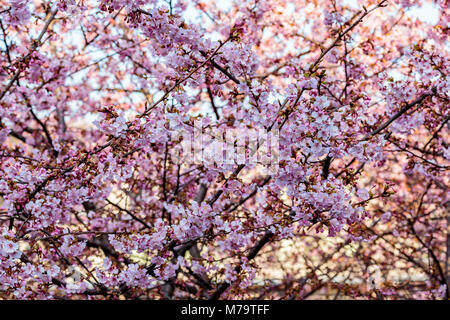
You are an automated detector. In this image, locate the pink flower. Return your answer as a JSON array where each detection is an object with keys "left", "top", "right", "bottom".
[{"left": 357, "top": 188, "right": 370, "bottom": 201}]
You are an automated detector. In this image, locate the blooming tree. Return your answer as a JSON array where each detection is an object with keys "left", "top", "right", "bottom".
[{"left": 0, "top": 0, "right": 448, "bottom": 299}]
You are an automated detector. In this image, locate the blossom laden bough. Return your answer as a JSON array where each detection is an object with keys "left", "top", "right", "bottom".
[{"left": 0, "top": 0, "right": 448, "bottom": 300}]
